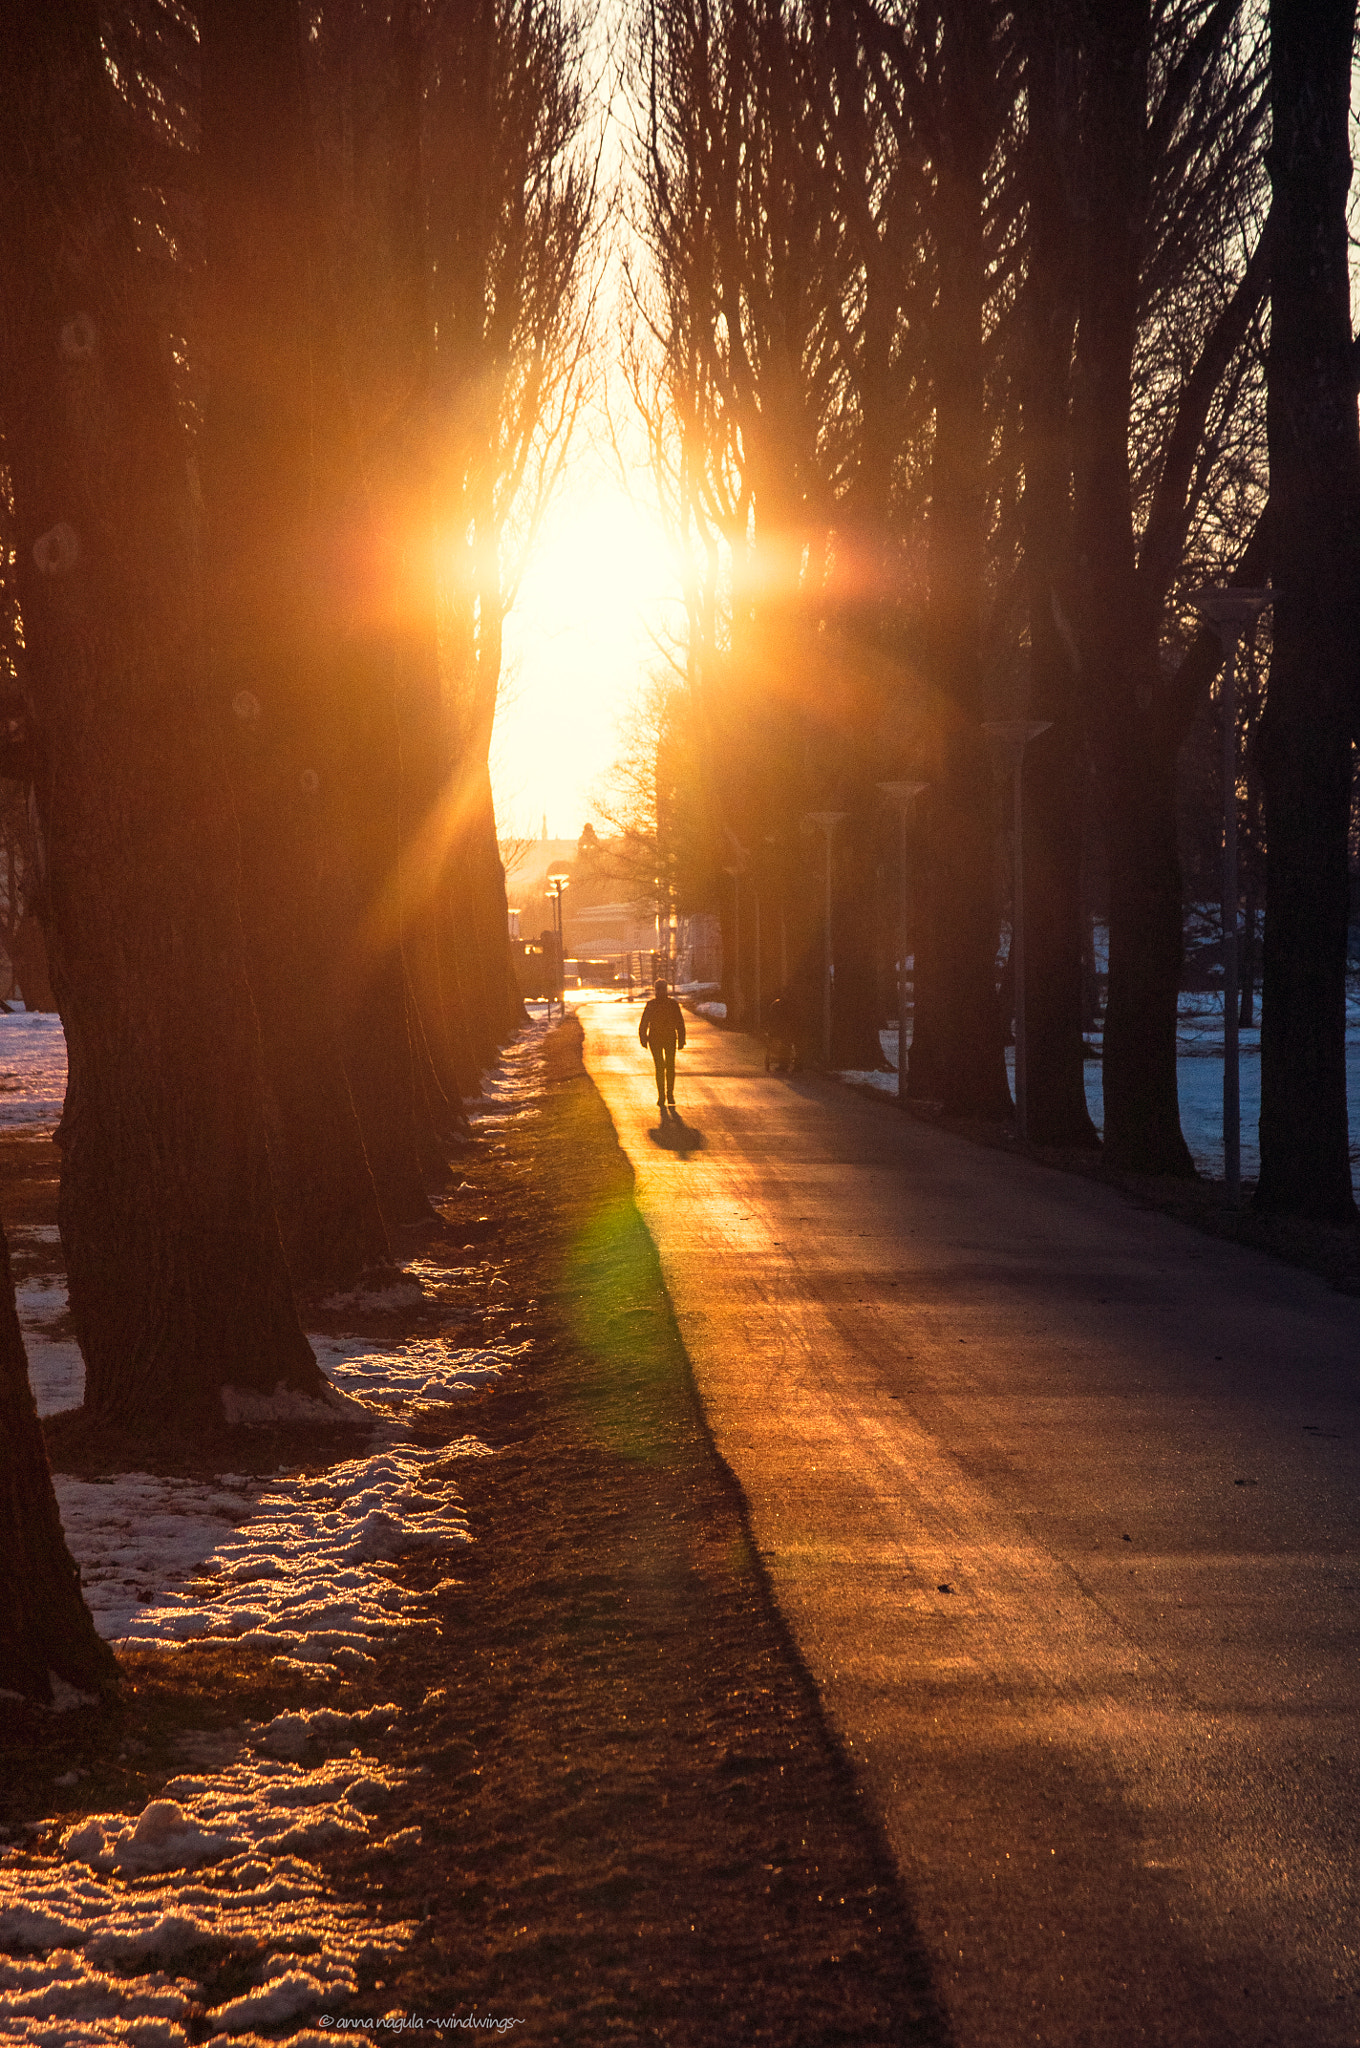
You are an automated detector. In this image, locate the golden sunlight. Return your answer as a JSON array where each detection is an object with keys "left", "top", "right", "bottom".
[{"left": 493, "top": 462, "right": 678, "bottom": 842}]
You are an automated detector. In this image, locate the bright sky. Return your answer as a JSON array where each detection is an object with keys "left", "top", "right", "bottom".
[
  {"left": 492, "top": 448, "right": 678, "bottom": 842},
  {"left": 489, "top": 11, "right": 679, "bottom": 845}
]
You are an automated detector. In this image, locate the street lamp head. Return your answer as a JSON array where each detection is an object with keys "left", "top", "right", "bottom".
[
  {"left": 982, "top": 720, "right": 1052, "bottom": 745},
  {"left": 546, "top": 869, "right": 570, "bottom": 895},
  {"left": 876, "top": 779, "right": 929, "bottom": 809},
  {"left": 982, "top": 720, "right": 1052, "bottom": 776},
  {"left": 1190, "top": 585, "right": 1274, "bottom": 636},
  {"left": 800, "top": 810, "right": 848, "bottom": 836}
]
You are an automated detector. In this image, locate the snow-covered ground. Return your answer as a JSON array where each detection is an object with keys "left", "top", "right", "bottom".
[
  {"left": 1, "top": 1703, "right": 418, "bottom": 2046},
  {"left": 853, "top": 990, "right": 1360, "bottom": 1182},
  {"left": 0, "top": 1012, "right": 68, "bottom": 1131},
  {"left": 1, "top": 1012, "right": 542, "bottom": 2048}
]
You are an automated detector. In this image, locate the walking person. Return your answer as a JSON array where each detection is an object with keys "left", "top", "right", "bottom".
[{"left": 639, "top": 978, "right": 686, "bottom": 1114}]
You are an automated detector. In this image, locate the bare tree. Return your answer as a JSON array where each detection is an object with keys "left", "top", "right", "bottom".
[
  {"left": 199, "top": 0, "right": 395, "bottom": 1286},
  {"left": 630, "top": 0, "right": 874, "bottom": 1052},
  {"left": 0, "top": 0, "right": 324, "bottom": 1430},
  {"left": 427, "top": 0, "right": 600, "bottom": 1062},
  {"left": 1063, "top": 0, "right": 1270, "bottom": 1175},
  {"left": 1256, "top": 0, "right": 1360, "bottom": 1219}
]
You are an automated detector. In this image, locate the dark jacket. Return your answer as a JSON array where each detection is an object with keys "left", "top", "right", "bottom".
[{"left": 639, "top": 995, "right": 687, "bottom": 1052}]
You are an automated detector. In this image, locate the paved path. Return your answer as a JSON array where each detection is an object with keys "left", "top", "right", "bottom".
[{"left": 579, "top": 996, "right": 1360, "bottom": 2048}]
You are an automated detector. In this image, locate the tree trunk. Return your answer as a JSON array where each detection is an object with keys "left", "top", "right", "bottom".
[
  {"left": 333, "top": 658, "right": 442, "bottom": 1232},
  {"left": 1239, "top": 861, "right": 1259, "bottom": 1030},
  {"left": 830, "top": 805, "right": 891, "bottom": 1071},
  {"left": 912, "top": 0, "right": 1011, "bottom": 1120},
  {"left": 0, "top": 1221, "right": 118, "bottom": 1705},
  {"left": 199, "top": 0, "right": 393, "bottom": 1292},
  {"left": 1101, "top": 733, "right": 1194, "bottom": 1172},
  {"left": 386, "top": 0, "right": 478, "bottom": 1115},
  {"left": 11, "top": 915, "right": 56, "bottom": 1012},
  {"left": 1256, "top": 0, "right": 1360, "bottom": 1221},
  {"left": 1073, "top": 0, "right": 1195, "bottom": 1176},
  {"left": 1018, "top": 0, "right": 1100, "bottom": 1147},
  {"left": 0, "top": 0, "right": 323, "bottom": 1432}
]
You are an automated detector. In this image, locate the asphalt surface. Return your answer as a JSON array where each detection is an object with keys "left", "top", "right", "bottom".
[{"left": 578, "top": 995, "right": 1360, "bottom": 2048}]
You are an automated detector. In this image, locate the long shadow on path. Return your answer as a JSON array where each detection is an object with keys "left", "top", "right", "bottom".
[{"left": 646, "top": 1108, "right": 707, "bottom": 1157}]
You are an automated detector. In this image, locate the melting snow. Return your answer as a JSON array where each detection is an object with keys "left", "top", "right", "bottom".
[
  {"left": 2, "top": 1014, "right": 545, "bottom": 2042},
  {"left": 18, "top": 1273, "right": 83, "bottom": 1417},
  {"left": 0, "top": 1012, "right": 67, "bottom": 1130},
  {"left": 57, "top": 1441, "right": 487, "bottom": 1665},
  {"left": 314, "top": 1334, "right": 525, "bottom": 1410},
  {"left": 0, "top": 1712, "right": 415, "bottom": 2046}
]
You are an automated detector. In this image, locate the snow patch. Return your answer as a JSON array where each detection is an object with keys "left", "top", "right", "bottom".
[
  {"left": 218, "top": 1382, "right": 367, "bottom": 1428},
  {"left": 0, "top": 1011, "right": 67, "bottom": 1130},
  {"left": 0, "top": 1018, "right": 548, "bottom": 2045},
  {"left": 318, "top": 1279, "right": 425, "bottom": 1314},
  {"left": 256, "top": 1705, "right": 397, "bottom": 1761},
  {"left": 313, "top": 1334, "right": 526, "bottom": 1411},
  {"left": 23, "top": 1335, "right": 84, "bottom": 1418},
  {"left": 63, "top": 1802, "right": 241, "bottom": 1877},
  {"left": 209, "top": 1969, "right": 337, "bottom": 2033},
  {"left": 14, "top": 1272, "right": 84, "bottom": 1417},
  {"left": 60, "top": 1446, "right": 470, "bottom": 1667},
  {"left": 0, "top": 1719, "right": 411, "bottom": 2046}
]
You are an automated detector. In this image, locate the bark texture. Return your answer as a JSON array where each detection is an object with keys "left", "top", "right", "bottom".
[
  {"left": 199, "top": 0, "right": 393, "bottom": 1291},
  {"left": 1256, "top": 0, "right": 1360, "bottom": 1220},
  {"left": 909, "top": 0, "right": 1010, "bottom": 1119},
  {"left": 0, "top": 0, "right": 322, "bottom": 1429},
  {"left": 1072, "top": 0, "right": 1195, "bottom": 1176},
  {"left": 0, "top": 1223, "right": 118, "bottom": 1704},
  {"left": 1018, "top": 0, "right": 1101, "bottom": 1148}
]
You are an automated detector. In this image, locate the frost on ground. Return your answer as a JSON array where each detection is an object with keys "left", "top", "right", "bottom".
[{"left": 0, "top": 1708, "right": 416, "bottom": 2047}]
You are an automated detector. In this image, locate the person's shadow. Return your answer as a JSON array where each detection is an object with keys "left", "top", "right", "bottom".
[{"left": 648, "top": 1107, "right": 706, "bottom": 1156}]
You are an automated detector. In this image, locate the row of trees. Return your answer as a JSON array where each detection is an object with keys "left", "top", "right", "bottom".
[
  {"left": 626, "top": 0, "right": 1359, "bottom": 1221},
  {"left": 0, "top": 0, "right": 595, "bottom": 1699}
]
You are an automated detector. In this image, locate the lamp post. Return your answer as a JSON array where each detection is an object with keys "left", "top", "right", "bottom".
[
  {"left": 801, "top": 811, "right": 847, "bottom": 1067},
  {"left": 764, "top": 834, "right": 787, "bottom": 992},
  {"left": 1189, "top": 585, "right": 1274, "bottom": 1204},
  {"left": 982, "top": 722, "right": 1051, "bottom": 1141},
  {"left": 546, "top": 869, "right": 570, "bottom": 1018},
  {"left": 877, "top": 781, "right": 929, "bottom": 1105},
  {"left": 722, "top": 863, "right": 743, "bottom": 1024}
]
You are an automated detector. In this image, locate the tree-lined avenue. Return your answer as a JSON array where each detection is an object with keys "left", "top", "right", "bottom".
[{"left": 579, "top": 997, "right": 1360, "bottom": 2047}]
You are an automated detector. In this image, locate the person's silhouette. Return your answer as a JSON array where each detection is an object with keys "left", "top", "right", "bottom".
[{"left": 639, "top": 978, "right": 686, "bottom": 1113}]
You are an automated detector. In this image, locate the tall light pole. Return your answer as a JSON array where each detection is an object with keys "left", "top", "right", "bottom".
[
  {"left": 546, "top": 869, "right": 570, "bottom": 1019},
  {"left": 877, "top": 781, "right": 929, "bottom": 1105},
  {"left": 1190, "top": 585, "right": 1274, "bottom": 1204},
  {"left": 722, "top": 863, "right": 743, "bottom": 1023},
  {"left": 982, "top": 722, "right": 1051, "bottom": 1141},
  {"left": 801, "top": 811, "right": 847, "bottom": 1067},
  {"left": 764, "top": 834, "right": 788, "bottom": 991}
]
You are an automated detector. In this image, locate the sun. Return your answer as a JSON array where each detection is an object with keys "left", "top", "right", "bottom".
[{"left": 494, "top": 468, "right": 679, "bottom": 840}]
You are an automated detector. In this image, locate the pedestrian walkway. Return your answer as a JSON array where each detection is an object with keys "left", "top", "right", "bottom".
[{"left": 579, "top": 995, "right": 1360, "bottom": 2048}]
